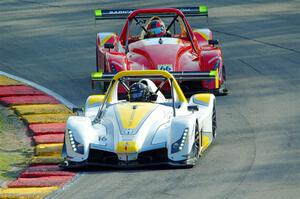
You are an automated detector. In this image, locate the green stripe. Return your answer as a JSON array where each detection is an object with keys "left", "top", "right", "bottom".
[
  {"left": 91, "top": 72, "right": 103, "bottom": 80},
  {"left": 199, "top": 5, "right": 208, "bottom": 13},
  {"left": 95, "top": 9, "right": 102, "bottom": 17},
  {"left": 209, "top": 70, "right": 216, "bottom": 76}
]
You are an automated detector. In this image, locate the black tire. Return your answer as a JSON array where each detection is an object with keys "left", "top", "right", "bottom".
[
  {"left": 212, "top": 102, "right": 217, "bottom": 138},
  {"left": 185, "top": 123, "right": 200, "bottom": 168},
  {"left": 195, "top": 122, "right": 200, "bottom": 158},
  {"left": 102, "top": 82, "right": 109, "bottom": 92},
  {"left": 96, "top": 47, "right": 99, "bottom": 72},
  {"left": 217, "top": 65, "right": 228, "bottom": 95},
  {"left": 96, "top": 48, "right": 109, "bottom": 92},
  {"left": 190, "top": 121, "right": 200, "bottom": 162},
  {"left": 222, "top": 64, "right": 226, "bottom": 81}
]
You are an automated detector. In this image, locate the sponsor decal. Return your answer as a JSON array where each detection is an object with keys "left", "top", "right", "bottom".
[
  {"left": 108, "top": 10, "right": 133, "bottom": 15},
  {"left": 179, "top": 8, "right": 195, "bottom": 12},
  {"left": 157, "top": 64, "right": 173, "bottom": 72}
]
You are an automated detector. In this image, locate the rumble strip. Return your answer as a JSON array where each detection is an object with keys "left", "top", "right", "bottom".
[{"left": 0, "top": 74, "right": 76, "bottom": 198}]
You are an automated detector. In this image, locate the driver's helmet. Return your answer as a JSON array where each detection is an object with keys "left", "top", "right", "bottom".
[
  {"left": 128, "top": 82, "right": 151, "bottom": 102},
  {"left": 146, "top": 17, "right": 166, "bottom": 38}
]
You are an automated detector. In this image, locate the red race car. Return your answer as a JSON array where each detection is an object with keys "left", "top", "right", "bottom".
[{"left": 92, "top": 6, "right": 227, "bottom": 95}]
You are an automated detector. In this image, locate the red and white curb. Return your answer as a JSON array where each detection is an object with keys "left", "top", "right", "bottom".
[{"left": 0, "top": 71, "right": 77, "bottom": 198}]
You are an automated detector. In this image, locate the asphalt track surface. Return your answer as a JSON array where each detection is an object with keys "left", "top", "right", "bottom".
[{"left": 1, "top": 0, "right": 300, "bottom": 198}]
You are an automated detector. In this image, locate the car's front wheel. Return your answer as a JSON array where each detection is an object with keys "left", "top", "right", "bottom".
[
  {"left": 186, "top": 122, "right": 201, "bottom": 168},
  {"left": 218, "top": 65, "right": 228, "bottom": 95},
  {"left": 212, "top": 102, "right": 217, "bottom": 138}
]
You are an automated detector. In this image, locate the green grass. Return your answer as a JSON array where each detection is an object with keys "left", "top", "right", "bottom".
[
  {"left": 0, "top": 106, "right": 32, "bottom": 183},
  {"left": 0, "top": 152, "right": 28, "bottom": 180}
]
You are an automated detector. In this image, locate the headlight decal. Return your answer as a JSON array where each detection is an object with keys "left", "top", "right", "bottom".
[
  {"left": 171, "top": 128, "right": 188, "bottom": 154},
  {"left": 68, "top": 130, "right": 84, "bottom": 154}
]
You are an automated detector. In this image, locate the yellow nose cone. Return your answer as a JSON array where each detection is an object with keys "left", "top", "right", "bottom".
[{"left": 116, "top": 141, "right": 139, "bottom": 153}]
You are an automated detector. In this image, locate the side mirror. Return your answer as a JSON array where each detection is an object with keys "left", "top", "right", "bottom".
[
  {"left": 104, "top": 43, "right": 114, "bottom": 49},
  {"left": 187, "top": 105, "right": 199, "bottom": 112},
  {"left": 72, "top": 107, "right": 84, "bottom": 116},
  {"left": 208, "top": 39, "right": 219, "bottom": 46}
]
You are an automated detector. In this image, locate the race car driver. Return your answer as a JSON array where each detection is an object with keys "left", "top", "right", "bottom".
[
  {"left": 128, "top": 82, "right": 153, "bottom": 102},
  {"left": 145, "top": 17, "right": 167, "bottom": 38}
]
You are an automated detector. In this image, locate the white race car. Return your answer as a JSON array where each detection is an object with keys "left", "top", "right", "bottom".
[{"left": 62, "top": 70, "right": 216, "bottom": 168}]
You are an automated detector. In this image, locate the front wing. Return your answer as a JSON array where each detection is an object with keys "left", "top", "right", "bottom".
[{"left": 62, "top": 144, "right": 198, "bottom": 168}]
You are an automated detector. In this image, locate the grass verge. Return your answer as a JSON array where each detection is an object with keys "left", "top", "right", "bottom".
[{"left": 0, "top": 105, "right": 32, "bottom": 185}]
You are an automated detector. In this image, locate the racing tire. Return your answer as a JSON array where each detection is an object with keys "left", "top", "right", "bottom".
[
  {"left": 212, "top": 102, "right": 217, "bottom": 139},
  {"left": 96, "top": 47, "right": 100, "bottom": 72},
  {"left": 194, "top": 121, "right": 200, "bottom": 158},
  {"left": 101, "top": 82, "right": 110, "bottom": 92},
  {"left": 186, "top": 121, "right": 200, "bottom": 168},
  {"left": 217, "top": 65, "right": 228, "bottom": 96}
]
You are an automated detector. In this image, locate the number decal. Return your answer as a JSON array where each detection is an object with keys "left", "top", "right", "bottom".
[{"left": 157, "top": 64, "right": 173, "bottom": 72}]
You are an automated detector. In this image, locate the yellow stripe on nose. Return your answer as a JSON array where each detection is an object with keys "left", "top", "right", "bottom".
[{"left": 116, "top": 102, "right": 156, "bottom": 129}]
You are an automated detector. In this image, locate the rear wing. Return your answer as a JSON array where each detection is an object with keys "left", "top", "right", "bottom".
[
  {"left": 91, "top": 70, "right": 218, "bottom": 89},
  {"left": 94, "top": 6, "right": 208, "bottom": 20}
]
